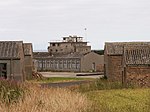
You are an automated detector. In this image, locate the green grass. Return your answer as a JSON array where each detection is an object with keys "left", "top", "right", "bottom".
[
  {"left": 33, "top": 77, "right": 94, "bottom": 83},
  {"left": 86, "top": 88, "right": 150, "bottom": 112}
]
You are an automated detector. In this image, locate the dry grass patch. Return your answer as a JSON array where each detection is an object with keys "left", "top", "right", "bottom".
[{"left": 0, "top": 83, "right": 91, "bottom": 112}]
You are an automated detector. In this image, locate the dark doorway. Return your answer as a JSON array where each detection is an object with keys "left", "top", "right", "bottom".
[
  {"left": 0, "top": 63, "right": 7, "bottom": 79},
  {"left": 92, "top": 62, "right": 96, "bottom": 71}
]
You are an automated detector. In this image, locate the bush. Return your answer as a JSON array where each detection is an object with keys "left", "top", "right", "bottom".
[{"left": 0, "top": 79, "right": 25, "bottom": 104}]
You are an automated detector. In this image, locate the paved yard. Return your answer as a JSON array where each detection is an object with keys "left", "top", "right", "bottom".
[{"left": 40, "top": 72, "right": 103, "bottom": 79}]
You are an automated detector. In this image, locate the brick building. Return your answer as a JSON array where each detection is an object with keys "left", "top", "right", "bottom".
[
  {"left": 104, "top": 42, "right": 150, "bottom": 87},
  {"left": 123, "top": 45, "right": 150, "bottom": 87}
]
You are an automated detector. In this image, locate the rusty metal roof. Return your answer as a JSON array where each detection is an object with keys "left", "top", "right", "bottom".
[{"left": 0, "top": 41, "right": 23, "bottom": 59}]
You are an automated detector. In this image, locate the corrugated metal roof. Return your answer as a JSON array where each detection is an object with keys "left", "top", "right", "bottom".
[
  {"left": 124, "top": 45, "right": 150, "bottom": 65},
  {"left": 105, "top": 42, "right": 150, "bottom": 55},
  {"left": 0, "top": 41, "right": 23, "bottom": 59}
]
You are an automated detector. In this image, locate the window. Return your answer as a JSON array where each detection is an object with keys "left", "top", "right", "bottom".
[
  {"left": 72, "top": 60, "right": 76, "bottom": 69},
  {"left": 55, "top": 60, "right": 59, "bottom": 69},
  {"left": 52, "top": 43, "right": 55, "bottom": 46},
  {"left": 38, "top": 60, "right": 42, "bottom": 68},
  {"left": 76, "top": 60, "right": 80, "bottom": 69},
  {"left": 51, "top": 60, "right": 54, "bottom": 68},
  {"left": 68, "top": 60, "right": 72, "bottom": 69},
  {"left": 47, "top": 60, "right": 50, "bottom": 68},
  {"left": 63, "top": 60, "right": 67, "bottom": 69},
  {"left": 59, "top": 60, "right": 63, "bottom": 69}
]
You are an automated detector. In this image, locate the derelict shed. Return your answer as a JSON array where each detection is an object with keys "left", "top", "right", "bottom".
[
  {"left": 0, "top": 41, "right": 25, "bottom": 81},
  {"left": 104, "top": 42, "right": 124, "bottom": 81},
  {"left": 123, "top": 46, "right": 150, "bottom": 87},
  {"left": 104, "top": 42, "right": 150, "bottom": 82}
]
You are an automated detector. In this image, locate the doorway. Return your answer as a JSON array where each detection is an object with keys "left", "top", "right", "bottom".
[
  {"left": 92, "top": 62, "right": 96, "bottom": 71},
  {"left": 0, "top": 63, "right": 7, "bottom": 79}
]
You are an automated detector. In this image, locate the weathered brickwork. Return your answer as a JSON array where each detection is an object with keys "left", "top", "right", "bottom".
[
  {"left": 107, "top": 56, "right": 123, "bottom": 82},
  {"left": 126, "top": 66, "right": 150, "bottom": 87}
]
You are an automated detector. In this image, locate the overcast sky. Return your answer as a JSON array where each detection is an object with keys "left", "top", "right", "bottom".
[{"left": 0, "top": 0, "right": 150, "bottom": 50}]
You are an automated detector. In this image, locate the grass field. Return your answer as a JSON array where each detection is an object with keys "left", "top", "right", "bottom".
[
  {"left": 0, "top": 83, "right": 91, "bottom": 112},
  {"left": 33, "top": 77, "right": 93, "bottom": 83},
  {"left": 86, "top": 88, "right": 150, "bottom": 112},
  {"left": 0, "top": 78, "right": 150, "bottom": 112}
]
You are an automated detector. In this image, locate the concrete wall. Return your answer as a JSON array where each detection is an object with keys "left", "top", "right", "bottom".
[
  {"left": 18, "top": 42, "right": 25, "bottom": 81},
  {"left": 107, "top": 55, "right": 123, "bottom": 82},
  {"left": 0, "top": 59, "right": 24, "bottom": 81},
  {"left": 48, "top": 42, "right": 91, "bottom": 54},
  {"left": 13, "top": 60, "right": 24, "bottom": 81},
  {"left": 76, "top": 46, "right": 91, "bottom": 54},
  {"left": 81, "top": 52, "right": 104, "bottom": 72},
  {"left": 126, "top": 66, "right": 150, "bottom": 87},
  {"left": 48, "top": 43, "right": 74, "bottom": 54},
  {"left": 24, "top": 56, "right": 33, "bottom": 80}
]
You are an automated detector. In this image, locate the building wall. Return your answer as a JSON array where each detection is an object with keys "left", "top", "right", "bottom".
[
  {"left": 0, "top": 59, "right": 24, "bottom": 81},
  {"left": 13, "top": 60, "right": 24, "bottom": 81},
  {"left": 0, "top": 60, "right": 11, "bottom": 79},
  {"left": 48, "top": 42, "right": 91, "bottom": 54},
  {"left": 104, "top": 48, "right": 108, "bottom": 77},
  {"left": 48, "top": 43, "right": 74, "bottom": 54},
  {"left": 35, "top": 58, "right": 81, "bottom": 72},
  {"left": 126, "top": 66, "right": 150, "bottom": 87},
  {"left": 107, "top": 55, "right": 123, "bottom": 82},
  {"left": 18, "top": 42, "right": 26, "bottom": 81},
  {"left": 24, "top": 56, "right": 33, "bottom": 80},
  {"left": 75, "top": 46, "right": 91, "bottom": 54},
  {"left": 81, "top": 52, "right": 104, "bottom": 72}
]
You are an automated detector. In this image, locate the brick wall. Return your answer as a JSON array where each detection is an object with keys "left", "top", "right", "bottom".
[
  {"left": 126, "top": 66, "right": 150, "bottom": 87},
  {"left": 107, "top": 55, "right": 123, "bottom": 82}
]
